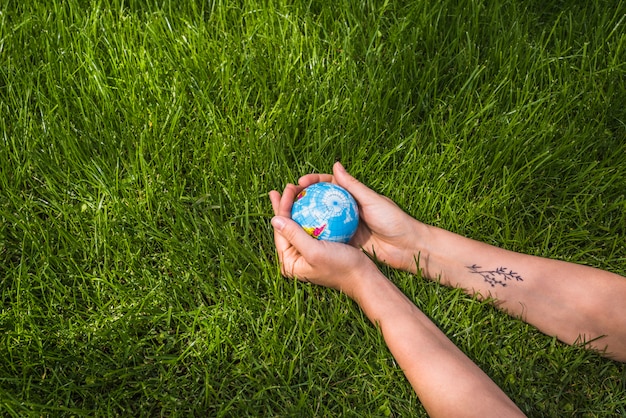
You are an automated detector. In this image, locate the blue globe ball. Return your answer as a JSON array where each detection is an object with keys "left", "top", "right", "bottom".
[{"left": 291, "top": 182, "right": 359, "bottom": 243}]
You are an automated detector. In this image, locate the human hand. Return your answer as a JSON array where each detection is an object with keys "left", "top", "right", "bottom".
[
  {"left": 298, "top": 162, "right": 425, "bottom": 273},
  {"left": 269, "top": 183, "right": 377, "bottom": 298}
]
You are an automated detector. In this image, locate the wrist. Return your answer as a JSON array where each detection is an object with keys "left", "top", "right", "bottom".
[
  {"left": 399, "top": 219, "right": 434, "bottom": 278},
  {"left": 348, "top": 262, "right": 390, "bottom": 304},
  {"left": 350, "top": 267, "right": 421, "bottom": 329}
]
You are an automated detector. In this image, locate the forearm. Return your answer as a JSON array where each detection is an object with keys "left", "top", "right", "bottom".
[
  {"left": 408, "top": 222, "right": 626, "bottom": 361},
  {"left": 353, "top": 271, "right": 525, "bottom": 417}
]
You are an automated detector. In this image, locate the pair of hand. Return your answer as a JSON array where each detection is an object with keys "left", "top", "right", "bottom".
[{"left": 269, "top": 162, "right": 420, "bottom": 297}]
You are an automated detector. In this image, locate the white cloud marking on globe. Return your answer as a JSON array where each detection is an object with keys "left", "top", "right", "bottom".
[{"left": 321, "top": 189, "right": 352, "bottom": 221}]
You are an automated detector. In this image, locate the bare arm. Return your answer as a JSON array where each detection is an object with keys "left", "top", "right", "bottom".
[
  {"left": 270, "top": 186, "right": 526, "bottom": 417},
  {"left": 353, "top": 268, "right": 526, "bottom": 418},
  {"left": 411, "top": 221, "right": 626, "bottom": 361},
  {"left": 300, "top": 162, "right": 626, "bottom": 362}
]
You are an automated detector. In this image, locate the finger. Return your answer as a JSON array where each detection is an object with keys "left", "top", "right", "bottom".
[
  {"left": 277, "top": 183, "right": 301, "bottom": 218},
  {"left": 269, "top": 190, "right": 281, "bottom": 215},
  {"left": 271, "top": 216, "right": 318, "bottom": 260},
  {"left": 298, "top": 173, "right": 335, "bottom": 188},
  {"left": 270, "top": 190, "right": 293, "bottom": 265},
  {"left": 271, "top": 216, "right": 290, "bottom": 269},
  {"left": 272, "top": 185, "right": 304, "bottom": 266},
  {"left": 271, "top": 216, "right": 312, "bottom": 279},
  {"left": 269, "top": 190, "right": 282, "bottom": 215},
  {"left": 333, "top": 162, "right": 380, "bottom": 205}
]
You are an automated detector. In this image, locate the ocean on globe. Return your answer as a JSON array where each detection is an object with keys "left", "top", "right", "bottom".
[{"left": 291, "top": 182, "right": 359, "bottom": 243}]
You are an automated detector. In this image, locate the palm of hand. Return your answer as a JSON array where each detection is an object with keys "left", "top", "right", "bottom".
[
  {"left": 280, "top": 239, "right": 367, "bottom": 291},
  {"left": 269, "top": 185, "right": 372, "bottom": 295},
  {"left": 351, "top": 196, "right": 417, "bottom": 272}
]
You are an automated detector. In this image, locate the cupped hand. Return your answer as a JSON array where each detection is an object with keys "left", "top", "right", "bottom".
[
  {"left": 298, "top": 162, "right": 424, "bottom": 273},
  {"left": 269, "top": 183, "right": 376, "bottom": 298}
]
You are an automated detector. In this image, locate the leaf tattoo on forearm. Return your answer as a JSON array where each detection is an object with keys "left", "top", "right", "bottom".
[{"left": 467, "top": 264, "right": 523, "bottom": 287}]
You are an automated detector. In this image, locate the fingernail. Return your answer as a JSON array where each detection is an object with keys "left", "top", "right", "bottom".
[{"left": 271, "top": 216, "right": 286, "bottom": 230}]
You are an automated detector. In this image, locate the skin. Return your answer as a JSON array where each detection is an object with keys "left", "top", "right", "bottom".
[{"left": 269, "top": 162, "right": 626, "bottom": 416}]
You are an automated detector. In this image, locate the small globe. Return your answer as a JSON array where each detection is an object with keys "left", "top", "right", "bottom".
[{"left": 291, "top": 182, "right": 359, "bottom": 243}]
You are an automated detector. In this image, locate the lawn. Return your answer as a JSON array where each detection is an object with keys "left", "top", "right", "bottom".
[{"left": 1, "top": 0, "right": 625, "bottom": 416}]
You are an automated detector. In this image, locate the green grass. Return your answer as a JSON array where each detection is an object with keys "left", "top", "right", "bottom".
[{"left": 1, "top": 0, "right": 625, "bottom": 416}]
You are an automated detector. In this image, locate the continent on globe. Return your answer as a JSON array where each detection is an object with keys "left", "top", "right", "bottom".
[{"left": 291, "top": 182, "right": 359, "bottom": 243}]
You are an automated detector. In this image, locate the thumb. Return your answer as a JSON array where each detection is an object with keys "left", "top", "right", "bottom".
[
  {"left": 271, "top": 216, "right": 317, "bottom": 256},
  {"left": 333, "top": 162, "right": 377, "bottom": 203}
]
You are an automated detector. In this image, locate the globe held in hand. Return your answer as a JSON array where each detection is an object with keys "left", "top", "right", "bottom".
[{"left": 291, "top": 182, "right": 359, "bottom": 243}]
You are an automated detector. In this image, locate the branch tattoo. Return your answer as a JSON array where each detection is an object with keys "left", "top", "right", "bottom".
[{"left": 467, "top": 264, "right": 523, "bottom": 287}]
